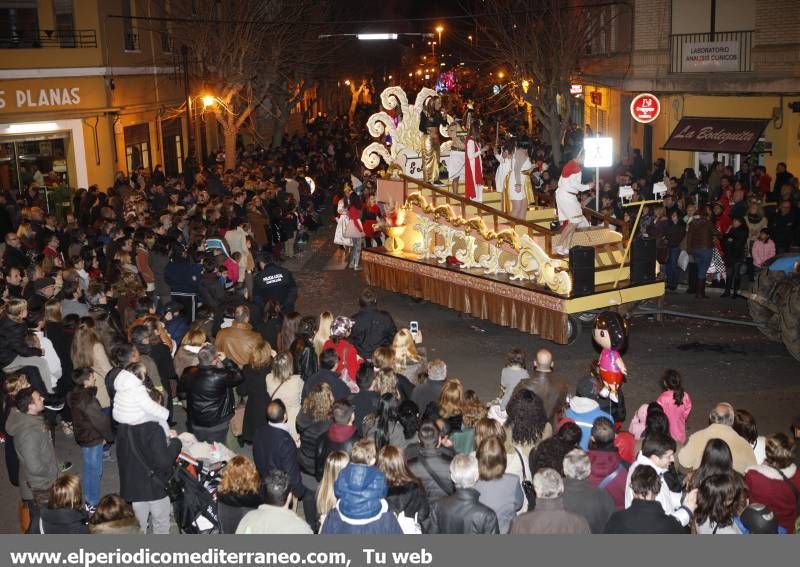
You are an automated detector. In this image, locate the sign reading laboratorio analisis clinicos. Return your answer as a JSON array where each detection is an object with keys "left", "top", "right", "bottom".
[{"left": 630, "top": 93, "right": 660, "bottom": 124}]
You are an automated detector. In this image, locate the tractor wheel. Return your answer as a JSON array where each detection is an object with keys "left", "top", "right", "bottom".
[
  {"left": 779, "top": 283, "right": 800, "bottom": 362},
  {"left": 748, "top": 269, "right": 785, "bottom": 341}
]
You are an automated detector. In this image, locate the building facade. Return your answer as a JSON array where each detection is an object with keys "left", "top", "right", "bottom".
[
  {"left": 0, "top": 0, "right": 188, "bottom": 193},
  {"left": 579, "top": 0, "right": 800, "bottom": 178}
]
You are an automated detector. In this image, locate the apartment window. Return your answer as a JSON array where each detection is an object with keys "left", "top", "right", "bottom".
[
  {"left": 158, "top": 1, "right": 172, "bottom": 52},
  {"left": 0, "top": 0, "right": 39, "bottom": 48},
  {"left": 121, "top": 0, "right": 138, "bottom": 51},
  {"left": 52, "top": 0, "right": 74, "bottom": 47}
]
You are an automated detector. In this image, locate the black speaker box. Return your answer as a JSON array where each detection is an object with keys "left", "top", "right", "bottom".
[
  {"left": 569, "top": 245, "right": 595, "bottom": 296},
  {"left": 631, "top": 238, "right": 657, "bottom": 284}
]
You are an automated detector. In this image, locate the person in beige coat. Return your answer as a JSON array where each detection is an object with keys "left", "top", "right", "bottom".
[
  {"left": 266, "top": 352, "right": 303, "bottom": 442},
  {"left": 678, "top": 403, "right": 756, "bottom": 474}
]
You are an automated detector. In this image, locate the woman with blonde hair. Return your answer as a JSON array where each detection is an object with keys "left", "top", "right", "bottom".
[
  {"left": 70, "top": 319, "right": 112, "bottom": 409},
  {"left": 437, "top": 378, "right": 465, "bottom": 431},
  {"left": 266, "top": 351, "right": 303, "bottom": 440},
  {"left": 369, "top": 367, "right": 401, "bottom": 400},
  {"left": 392, "top": 328, "right": 426, "bottom": 385},
  {"left": 313, "top": 311, "right": 334, "bottom": 356},
  {"left": 173, "top": 328, "right": 206, "bottom": 377},
  {"left": 217, "top": 455, "right": 263, "bottom": 533},
  {"left": 296, "top": 383, "right": 334, "bottom": 483},
  {"left": 38, "top": 474, "right": 90, "bottom": 533},
  {"left": 241, "top": 340, "right": 274, "bottom": 444},
  {"left": 316, "top": 451, "right": 349, "bottom": 526}
]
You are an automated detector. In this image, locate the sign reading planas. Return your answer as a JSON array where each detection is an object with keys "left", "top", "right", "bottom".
[{"left": 0, "top": 87, "right": 82, "bottom": 110}]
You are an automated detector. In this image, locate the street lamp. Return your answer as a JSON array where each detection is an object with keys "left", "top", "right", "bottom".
[
  {"left": 435, "top": 25, "right": 443, "bottom": 45},
  {"left": 201, "top": 95, "right": 216, "bottom": 108}
]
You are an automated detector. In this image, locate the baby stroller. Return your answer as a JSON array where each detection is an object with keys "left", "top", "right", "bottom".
[{"left": 170, "top": 453, "right": 227, "bottom": 534}]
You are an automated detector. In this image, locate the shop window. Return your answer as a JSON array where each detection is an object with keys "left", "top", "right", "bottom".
[{"left": 0, "top": 135, "right": 69, "bottom": 195}]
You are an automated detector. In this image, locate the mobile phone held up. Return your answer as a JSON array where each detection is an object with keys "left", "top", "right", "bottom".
[{"left": 409, "top": 321, "right": 419, "bottom": 333}]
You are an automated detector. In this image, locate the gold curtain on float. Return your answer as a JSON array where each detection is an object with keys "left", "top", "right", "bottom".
[{"left": 362, "top": 251, "right": 569, "bottom": 344}]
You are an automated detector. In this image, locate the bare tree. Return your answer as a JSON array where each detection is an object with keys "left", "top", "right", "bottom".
[
  {"left": 474, "top": 0, "right": 617, "bottom": 164},
  {"left": 173, "top": 0, "right": 314, "bottom": 170}
]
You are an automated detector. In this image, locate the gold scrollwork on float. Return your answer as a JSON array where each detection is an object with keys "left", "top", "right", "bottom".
[{"left": 405, "top": 191, "right": 572, "bottom": 295}]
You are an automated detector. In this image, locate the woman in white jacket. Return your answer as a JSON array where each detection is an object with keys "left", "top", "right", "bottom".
[{"left": 112, "top": 366, "right": 170, "bottom": 438}]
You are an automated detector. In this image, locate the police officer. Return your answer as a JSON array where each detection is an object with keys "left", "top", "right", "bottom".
[{"left": 253, "top": 256, "right": 298, "bottom": 313}]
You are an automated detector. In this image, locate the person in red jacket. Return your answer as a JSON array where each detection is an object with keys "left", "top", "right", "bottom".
[
  {"left": 587, "top": 417, "right": 629, "bottom": 509},
  {"left": 745, "top": 432, "right": 800, "bottom": 533}
]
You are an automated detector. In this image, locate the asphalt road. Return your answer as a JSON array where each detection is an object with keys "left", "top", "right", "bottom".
[{"left": 1, "top": 226, "right": 798, "bottom": 533}]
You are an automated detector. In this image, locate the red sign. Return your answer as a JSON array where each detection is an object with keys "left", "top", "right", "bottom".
[
  {"left": 630, "top": 93, "right": 660, "bottom": 124},
  {"left": 590, "top": 91, "right": 602, "bottom": 106}
]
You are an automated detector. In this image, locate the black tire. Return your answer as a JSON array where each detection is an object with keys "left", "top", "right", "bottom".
[
  {"left": 780, "top": 283, "right": 800, "bottom": 362},
  {"left": 566, "top": 315, "right": 581, "bottom": 345},
  {"left": 577, "top": 311, "right": 598, "bottom": 327},
  {"left": 748, "top": 269, "right": 785, "bottom": 341}
]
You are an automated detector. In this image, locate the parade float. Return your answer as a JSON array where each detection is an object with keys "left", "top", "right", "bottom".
[{"left": 359, "top": 85, "right": 665, "bottom": 344}]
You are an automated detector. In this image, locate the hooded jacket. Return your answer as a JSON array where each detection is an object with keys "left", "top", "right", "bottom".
[
  {"left": 588, "top": 449, "right": 628, "bottom": 509},
  {"left": 564, "top": 397, "right": 613, "bottom": 450},
  {"left": 5, "top": 409, "right": 59, "bottom": 500},
  {"left": 320, "top": 464, "right": 402, "bottom": 535},
  {"left": 112, "top": 369, "right": 169, "bottom": 434},
  {"left": 315, "top": 423, "right": 359, "bottom": 481},
  {"left": 37, "top": 507, "right": 90, "bottom": 534}
]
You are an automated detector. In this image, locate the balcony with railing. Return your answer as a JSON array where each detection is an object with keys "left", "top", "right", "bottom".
[
  {"left": 669, "top": 30, "right": 753, "bottom": 73},
  {"left": 0, "top": 28, "right": 97, "bottom": 49}
]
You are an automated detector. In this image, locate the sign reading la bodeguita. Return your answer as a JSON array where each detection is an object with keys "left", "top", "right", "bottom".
[
  {"left": 663, "top": 117, "right": 770, "bottom": 154},
  {"left": 0, "top": 87, "right": 81, "bottom": 110}
]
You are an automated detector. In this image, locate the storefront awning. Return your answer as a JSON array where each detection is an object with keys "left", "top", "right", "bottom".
[{"left": 662, "top": 117, "right": 769, "bottom": 153}]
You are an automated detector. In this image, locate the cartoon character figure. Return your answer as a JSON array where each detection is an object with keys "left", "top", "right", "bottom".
[{"left": 593, "top": 312, "right": 629, "bottom": 403}]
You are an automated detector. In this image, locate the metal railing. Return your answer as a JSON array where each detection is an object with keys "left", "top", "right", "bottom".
[
  {"left": 0, "top": 28, "right": 97, "bottom": 49},
  {"left": 669, "top": 30, "right": 753, "bottom": 73},
  {"left": 399, "top": 175, "right": 632, "bottom": 258},
  {"left": 124, "top": 32, "right": 140, "bottom": 51}
]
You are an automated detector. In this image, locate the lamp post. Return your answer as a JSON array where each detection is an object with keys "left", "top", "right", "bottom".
[{"left": 435, "top": 25, "right": 443, "bottom": 45}]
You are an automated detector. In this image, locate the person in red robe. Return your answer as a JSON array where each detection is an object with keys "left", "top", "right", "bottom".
[{"left": 464, "top": 123, "right": 486, "bottom": 202}]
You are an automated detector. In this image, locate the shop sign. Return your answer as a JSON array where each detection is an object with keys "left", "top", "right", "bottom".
[
  {"left": 570, "top": 84, "right": 583, "bottom": 95},
  {"left": 663, "top": 117, "right": 770, "bottom": 153},
  {"left": 683, "top": 41, "right": 739, "bottom": 72},
  {"left": 630, "top": 93, "right": 660, "bottom": 124},
  {"left": 0, "top": 87, "right": 82, "bottom": 111}
]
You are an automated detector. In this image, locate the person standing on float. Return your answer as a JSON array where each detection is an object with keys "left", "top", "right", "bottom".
[
  {"left": 554, "top": 149, "right": 594, "bottom": 255},
  {"left": 464, "top": 123, "right": 486, "bottom": 203}
]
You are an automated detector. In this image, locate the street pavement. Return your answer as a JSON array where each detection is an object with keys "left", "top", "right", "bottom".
[{"left": 1, "top": 225, "right": 798, "bottom": 533}]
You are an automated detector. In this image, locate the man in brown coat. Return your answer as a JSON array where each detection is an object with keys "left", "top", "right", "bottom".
[
  {"left": 509, "top": 468, "right": 591, "bottom": 535},
  {"left": 215, "top": 304, "right": 262, "bottom": 368},
  {"left": 512, "top": 349, "right": 569, "bottom": 425}
]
